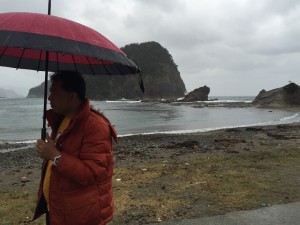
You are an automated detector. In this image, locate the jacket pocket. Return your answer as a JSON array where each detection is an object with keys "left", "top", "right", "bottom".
[{"left": 63, "top": 187, "right": 102, "bottom": 225}]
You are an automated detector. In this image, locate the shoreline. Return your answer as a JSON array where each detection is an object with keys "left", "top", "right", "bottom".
[
  {"left": 1, "top": 112, "right": 300, "bottom": 150},
  {"left": 2, "top": 122, "right": 299, "bottom": 170},
  {"left": 0, "top": 122, "right": 300, "bottom": 224}
]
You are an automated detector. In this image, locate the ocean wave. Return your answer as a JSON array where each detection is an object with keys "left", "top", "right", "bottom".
[
  {"left": 173, "top": 100, "right": 252, "bottom": 104},
  {"left": 279, "top": 113, "right": 299, "bottom": 121},
  {"left": 8, "top": 140, "right": 36, "bottom": 144},
  {"left": 201, "top": 100, "right": 253, "bottom": 103},
  {"left": 106, "top": 100, "right": 142, "bottom": 103},
  {"left": 0, "top": 143, "right": 35, "bottom": 153}
]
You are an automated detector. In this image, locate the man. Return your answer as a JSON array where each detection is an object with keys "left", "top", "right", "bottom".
[{"left": 33, "top": 71, "right": 117, "bottom": 225}]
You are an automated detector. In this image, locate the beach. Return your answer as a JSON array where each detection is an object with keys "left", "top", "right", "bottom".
[{"left": 0, "top": 122, "right": 300, "bottom": 224}]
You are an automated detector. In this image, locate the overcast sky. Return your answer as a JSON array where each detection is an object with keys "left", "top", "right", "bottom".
[{"left": 1, "top": 0, "right": 299, "bottom": 96}]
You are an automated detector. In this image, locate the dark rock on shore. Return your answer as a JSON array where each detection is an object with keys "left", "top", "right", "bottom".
[
  {"left": 214, "top": 138, "right": 246, "bottom": 144},
  {"left": 252, "top": 82, "right": 300, "bottom": 107},
  {"left": 180, "top": 85, "right": 210, "bottom": 102},
  {"left": 166, "top": 140, "right": 200, "bottom": 149},
  {"left": 245, "top": 127, "right": 264, "bottom": 132}
]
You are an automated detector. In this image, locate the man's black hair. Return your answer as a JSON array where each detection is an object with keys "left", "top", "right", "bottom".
[{"left": 50, "top": 71, "right": 86, "bottom": 101}]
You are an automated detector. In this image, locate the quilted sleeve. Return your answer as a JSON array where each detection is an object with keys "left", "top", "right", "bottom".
[{"left": 53, "top": 116, "right": 114, "bottom": 186}]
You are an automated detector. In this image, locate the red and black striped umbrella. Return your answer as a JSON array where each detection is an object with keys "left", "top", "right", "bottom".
[
  {"left": 0, "top": 10, "right": 142, "bottom": 140},
  {"left": 0, "top": 12, "right": 140, "bottom": 75}
]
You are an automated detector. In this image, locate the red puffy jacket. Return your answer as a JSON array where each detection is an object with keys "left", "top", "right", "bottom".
[{"left": 33, "top": 99, "right": 117, "bottom": 225}]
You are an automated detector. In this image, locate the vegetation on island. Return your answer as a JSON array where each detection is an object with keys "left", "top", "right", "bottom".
[{"left": 27, "top": 42, "right": 186, "bottom": 100}]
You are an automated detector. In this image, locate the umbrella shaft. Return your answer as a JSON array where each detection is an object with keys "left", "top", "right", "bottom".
[
  {"left": 48, "top": 0, "right": 51, "bottom": 15},
  {"left": 41, "top": 51, "right": 49, "bottom": 140}
]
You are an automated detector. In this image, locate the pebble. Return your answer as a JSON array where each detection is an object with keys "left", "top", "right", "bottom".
[
  {"left": 20, "top": 176, "right": 30, "bottom": 183},
  {"left": 260, "top": 203, "right": 271, "bottom": 207}
]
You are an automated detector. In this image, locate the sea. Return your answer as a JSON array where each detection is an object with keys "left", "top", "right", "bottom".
[{"left": 0, "top": 97, "right": 299, "bottom": 149}]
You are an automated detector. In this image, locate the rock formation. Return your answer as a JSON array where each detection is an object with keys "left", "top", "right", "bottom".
[
  {"left": 252, "top": 83, "right": 300, "bottom": 107},
  {"left": 180, "top": 86, "right": 210, "bottom": 102},
  {"left": 27, "top": 81, "right": 48, "bottom": 98},
  {"left": 27, "top": 41, "right": 186, "bottom": 100},
  {"left": 0, "top": 88, "right": 23, "bottom": 98}
]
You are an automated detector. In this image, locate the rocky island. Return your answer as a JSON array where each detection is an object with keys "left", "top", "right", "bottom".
[
  {"left": 180, "top": 85, "right": 210, "bottom": 102},
  {"left": 253, "top": 82, "right": 300, "bottom": 107},
  {"left": 27, "top": 41, "right": 186, "bottom": 100}
]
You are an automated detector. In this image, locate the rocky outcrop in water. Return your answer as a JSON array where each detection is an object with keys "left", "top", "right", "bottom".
[
  {"left": 27, "top": 81, "right": 48, "bottom": 98},
  {"left": 252, "top": 83, "right": 300, "bottom": 107},
  {"left": 27, "top": 41, "right": 186, "bottom": 100},
  {"left": 180, "top": 85, "right": 210, "bottom": 102},
  {"left": 0, "top": 88, "right": 23, "bottom": 98}
]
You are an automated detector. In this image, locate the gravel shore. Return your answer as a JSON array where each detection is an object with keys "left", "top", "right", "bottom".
[{"left": 0, "top": 122, "right": 300, "bottom": 224}]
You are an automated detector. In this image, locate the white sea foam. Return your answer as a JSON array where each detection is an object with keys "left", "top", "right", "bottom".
[
  {"left": 0, "top": 143, "right": 35, "bottom": 153},
  {"left": 201, "top": 100, "right": 253, "bottom": 103},
  {"left": 105, "top": 100, "right": 142, "bottom": 103},
  {"left": 279, "top": 113, "right": 299, "bottom": 121},
  {"left": 8, "top": 140, "right": 36, "bottom": 144}
]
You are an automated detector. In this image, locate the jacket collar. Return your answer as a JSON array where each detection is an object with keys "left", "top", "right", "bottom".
[
  {"left": 46, "top": 99, "right": 118, "bottom": 143},
  {"left": 46, "top": 98, "right": 90, "bottom": 131},
  {"left": 71, "top": 98, "right": 91, "bottom": 122}
]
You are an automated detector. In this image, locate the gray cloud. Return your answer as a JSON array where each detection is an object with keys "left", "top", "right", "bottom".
[{"left": 0, "top": 0, "right": 300, "bottom": 96}]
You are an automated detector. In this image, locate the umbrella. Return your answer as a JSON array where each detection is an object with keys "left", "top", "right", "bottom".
[{"left": 0, "top": 1, "right": 142, "bottom": 139}]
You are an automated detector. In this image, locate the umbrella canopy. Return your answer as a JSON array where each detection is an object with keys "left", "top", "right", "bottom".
[
  {"left": 0, "top": 12, "right": 140, "bottom": 75},
  {"left": 0, "top": 11, "right": 142, "bottom": 140}
]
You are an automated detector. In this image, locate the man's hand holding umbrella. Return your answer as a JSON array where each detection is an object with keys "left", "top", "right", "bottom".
[{"left": 36, "top": 133, "right": 60, "bottom": 161}]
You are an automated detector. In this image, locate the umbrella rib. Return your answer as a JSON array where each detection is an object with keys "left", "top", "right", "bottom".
[
  {"left": 71, "top": 54, "right": 78, "bottom": 72},
  {"left": 37, "top": 50, "right": 43, "bottom": 72},
  {"left": 0, "top": 46, "right": 8, "bottom": 60},
  {"left": 87, "top": 57, "right": 96, "bottom": 75},
  {"left": 56, "top": 52, "right": 59, "bottom": 71},
  {"left": 100, "top": 59, "right": 111, "bottom": 75},
  {"left": 16, "top": 48, "right": 25, "bottom": 69}
]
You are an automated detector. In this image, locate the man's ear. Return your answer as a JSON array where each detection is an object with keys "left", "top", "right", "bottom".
[{"left": 69, "top": 92, "right": 77, "bottom": 102}]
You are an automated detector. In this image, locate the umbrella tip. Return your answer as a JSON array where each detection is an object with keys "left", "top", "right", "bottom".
[{"left": 139, "top": 76, "right": 145, "bottom": 93}]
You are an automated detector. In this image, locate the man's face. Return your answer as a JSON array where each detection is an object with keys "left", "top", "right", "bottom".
[{"left": 48, "top": 80, "right": 73, "bottom": 115}]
